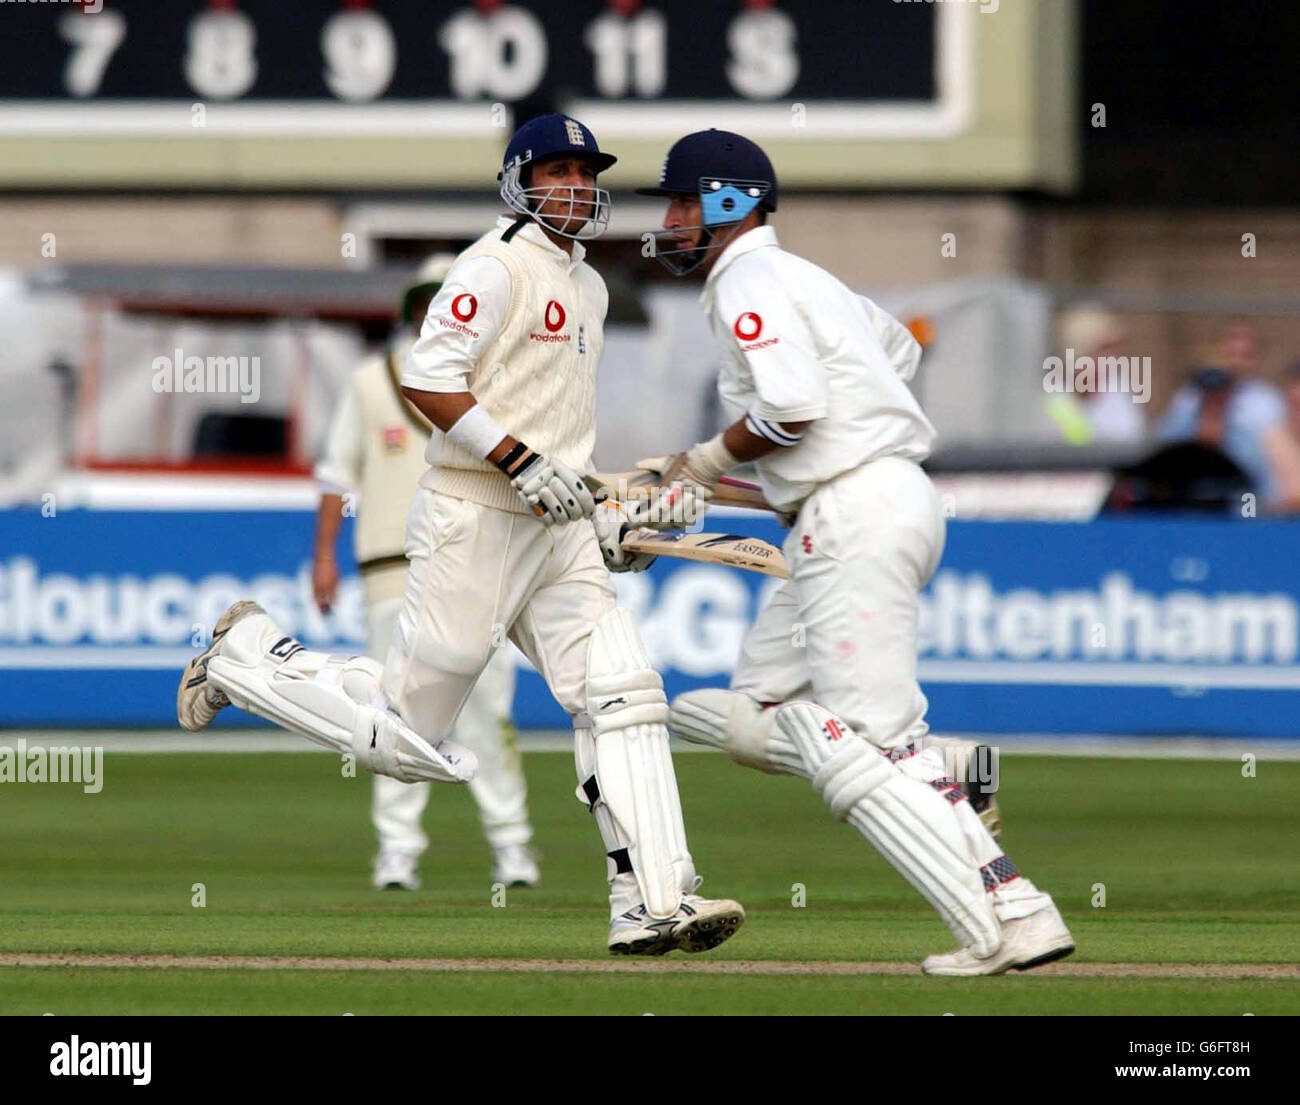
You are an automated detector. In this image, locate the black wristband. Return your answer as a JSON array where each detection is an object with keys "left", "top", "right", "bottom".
[{"left": 496, "top": 443, "right": 536, "bottom": 477}]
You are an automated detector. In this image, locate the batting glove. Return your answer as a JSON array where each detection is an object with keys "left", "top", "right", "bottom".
[
  {"left": 501, "top": 446, "right": 596, "bottom": 526},
  {"left": 661, "top": 433, "right": 739, "bottom": 496},
  {"left": 592, "top": 503, "right": 657, "bottom": 572}
]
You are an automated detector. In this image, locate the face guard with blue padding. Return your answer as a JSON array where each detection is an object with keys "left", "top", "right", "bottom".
[
  {"left": 650, "top": 177, "right": 772, "bottom": 276},
  {"left": 500, "top": 150, "right": 613, "bottom": 242}
]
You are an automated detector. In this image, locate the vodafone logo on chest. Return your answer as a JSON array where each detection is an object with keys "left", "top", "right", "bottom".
[
  {"left": 530, "top": 299, "right": 571, "bottom": 343},
  {"left": 733, "top": 310, "right": 780, "bottom": 351},
  {"left": 438, "top": 292, "right": 480, "bottom": 337}
]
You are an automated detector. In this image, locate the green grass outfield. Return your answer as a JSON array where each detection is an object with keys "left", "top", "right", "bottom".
[{"left": 1, "top": 748, "right": 1297, "bottom": 1015}]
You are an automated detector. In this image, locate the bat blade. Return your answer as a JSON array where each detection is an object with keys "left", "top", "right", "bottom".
[{"left": 620, "top": 530, "right": 789, "bottom": 578}]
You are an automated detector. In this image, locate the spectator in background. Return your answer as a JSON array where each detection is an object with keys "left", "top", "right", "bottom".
[
  {"left": 1156, "top": 325, "right": 1287, "bottom": 508},
  {"left": 1222, "top": 323, "right": 1262, "bottom": 378},
  {"left": 1045, "top": 305, "right": 1146, "bottom": 445},
  {"left": 1263, "top": 363, "right": 1300, "bottom": 513}
]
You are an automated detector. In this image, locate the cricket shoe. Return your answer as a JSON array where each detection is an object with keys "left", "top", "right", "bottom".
[
  {"left": 177, "top": 601, "right": 265, "bottom": 731},
  {"left": 921, "top": 902, "right": 1074, "bottom": 977},
  {"left": 607, "top": 896, "right": 745, "bottom": 956},
  {"left": 492, "top": 844, "right": 540, "bottom": 888},
  {"left": 372, "top": 851, "right": 420, "bottom": 891}
]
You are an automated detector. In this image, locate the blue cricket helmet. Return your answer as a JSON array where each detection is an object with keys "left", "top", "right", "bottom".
[
  {"left": 499, "top": 113, "right": 617, "bottom": 241},
  {"left": 637, "top": 129, "right": 778, "bottom": 222},
  {"left": 637, "top": 130, "right": 777, "bottom": 274},
  {"left": 500, "top": 113, "right": 617, "bottom": 181}
]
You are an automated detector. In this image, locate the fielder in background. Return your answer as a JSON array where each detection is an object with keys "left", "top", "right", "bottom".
[
  {"left": 643, "top": 130, "right": 1073, "bottom": 976},
  {"left": 312, "top": 256, "right": 539, "bottom": 892},
  {"left": 178, "top": 114, "right": 742, "bottom": 957}
]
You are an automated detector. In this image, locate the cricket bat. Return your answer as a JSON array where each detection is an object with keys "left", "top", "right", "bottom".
[
  {"left": 619, "top": 529, "right": 789, "bottom": 578},
  {"left": 586, "top": 455, "right": 777, "bottom": 514}
]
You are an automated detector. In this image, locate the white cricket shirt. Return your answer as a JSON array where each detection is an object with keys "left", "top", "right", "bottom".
[
  {"left": 700, "top": 225, "right": 936, "bottom": 511},
  {"left": 401, "top": 216, "right": 607, "bottom": 514}
]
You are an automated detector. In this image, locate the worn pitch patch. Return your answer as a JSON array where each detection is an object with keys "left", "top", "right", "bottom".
[{"left": 0, "top": 953, "right": 1296, "bottom": 979}]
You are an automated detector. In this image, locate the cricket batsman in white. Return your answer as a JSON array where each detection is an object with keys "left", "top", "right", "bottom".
[
  {"left": 312, "top": 255, "right": 538, "bottom": 892},
  {"left": 640, "top": 130, "right": 1074, "bottom": 975},
  {"left": 178, "top": 114, "right": 743, "bottom": 956}
]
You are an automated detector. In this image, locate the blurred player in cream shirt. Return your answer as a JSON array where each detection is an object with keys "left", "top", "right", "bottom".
[{"left": 312, "top": 256, "right": 539, "bottom": 892}]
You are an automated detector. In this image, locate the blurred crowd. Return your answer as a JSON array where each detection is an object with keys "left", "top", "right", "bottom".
[{"left": 1047, "top": 310, "right": 1300, "bottom": 515}]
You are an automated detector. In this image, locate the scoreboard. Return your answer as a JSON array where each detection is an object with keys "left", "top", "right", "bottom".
[
  {"left": 0, "top": 0, "right": 1073, "bottom": 191},
  {"left": 0, "top": 1, "right": 940, "bottom": 129}
]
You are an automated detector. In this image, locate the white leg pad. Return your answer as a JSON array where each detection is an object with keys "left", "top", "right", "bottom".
[
  {"left": 574, "top": 714, "right": 643, "bottom": 919},
  {"left": 207, "top": 622, "right": 474, "bottom": 785},
  {"left": 777, "top": 701, "right": 1000, "bottom": 957},
  {"left": 669, "top": 688, "right": 807, "bottom": 777},
  {"left": 586, "top": 607, "right": 694, "bottom": 919}
]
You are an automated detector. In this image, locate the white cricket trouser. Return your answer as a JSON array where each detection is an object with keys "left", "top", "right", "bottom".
[
  {"left": 382, "top": 490, "right": 695, "bottom": 915},
  {"left": 733, "top": 456, "right": 944, "bottom": 752},
  {"left": 369, "top": 597, "right": 531, "bottom": 859},
  {"left": 381, "top": 488, "right": 616, "bottom": 728},
  {"left": 732, "top": 457, "right": 1052, "bottom": 923},
  {"left": 208, "top": 485, "right": 691, "bottom": 914}
]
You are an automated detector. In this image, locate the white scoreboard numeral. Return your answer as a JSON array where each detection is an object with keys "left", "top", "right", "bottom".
[
  {"left": 322, "top": 8, "right": 397, "bottom": 102},
  {"left": 726, "top": 8, "right": 799, "bottom": 100},
  {"left": 439, "top": 5, "right": 547, "bottom": 101},
  {"left": 59, "top": 9, "right": 127, "bottom": 98},
  {"left": 184, "top": 9, "right": 258, "bottom": 100},
  {"left": 584, "top": 10, "right": 666, "bottom": 99}
]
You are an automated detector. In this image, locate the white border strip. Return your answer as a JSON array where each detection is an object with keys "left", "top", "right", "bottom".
[
  {"left": 340, "top": 199, "right": 673, "bottom": 265},
  {"left": 0, "top": 648, "right": 226, "bottom": 669},
  {"left": 51, "top": 474, "right": 320, "bottom": 511},
  {"left": 917, "top": 660, "right": 1300, "bottom": 690},
  {"left": 42, "top": 472, "right": 772, "bottom": 513},
  {"left": 3, "top": 648, "right": 1300, "bottom": 690},
  {"left": 3, "top": 731, "right": 1297, "bottom": 760},
  {"left": 0, "top": 101, "right": 501, "bottom": 137}
]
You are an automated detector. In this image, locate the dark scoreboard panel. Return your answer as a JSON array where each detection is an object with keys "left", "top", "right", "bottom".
[{"left": 0, "top": 0, "right": 935, "bottom": 113}]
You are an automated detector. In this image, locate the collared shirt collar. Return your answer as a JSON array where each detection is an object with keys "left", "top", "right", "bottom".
[
  {"left": 496, "top": 215, "right": 586, "bottom": 271},
  {"left": 700, "top": 224, "right": 778, "bottom": 307}
]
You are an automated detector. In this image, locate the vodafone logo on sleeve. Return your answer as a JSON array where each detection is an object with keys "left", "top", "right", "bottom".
[
  {"left": 733, "top": 311, "right": 779, "bottom": 351},
  {"left": 530, "top": 299, "right": 571, "bottom": 343},
  {"left": 438, "top": 293, "right": 480, "bottom": 337}
]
